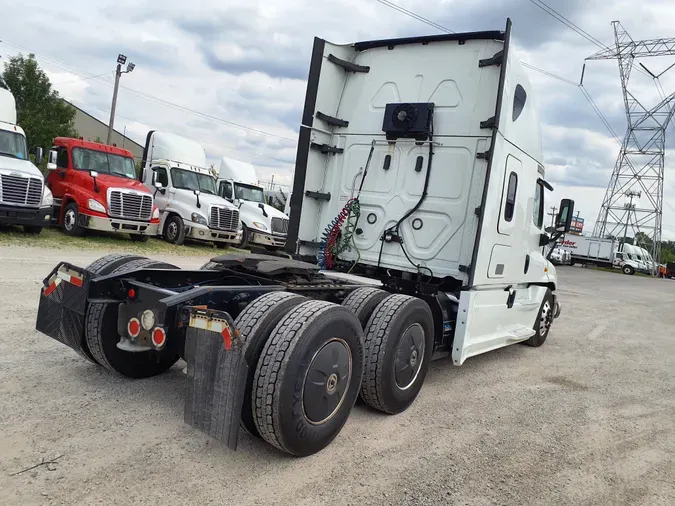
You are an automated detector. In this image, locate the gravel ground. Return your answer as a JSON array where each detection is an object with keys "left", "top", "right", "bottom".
[{"left": 1, "top": 245, "right": 674, "bottom": 506}]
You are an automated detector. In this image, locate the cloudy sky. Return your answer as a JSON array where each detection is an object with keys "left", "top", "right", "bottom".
[{"left": 3, "top": 0, "right": 675, "bottom": 237}]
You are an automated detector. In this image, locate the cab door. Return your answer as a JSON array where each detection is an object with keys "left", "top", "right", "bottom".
[
  {"left": 46, "top": 146, "right": 70, "bottom": 201},
  {"left": 150, "top": 165, "right": 171, "bottom": 213}
]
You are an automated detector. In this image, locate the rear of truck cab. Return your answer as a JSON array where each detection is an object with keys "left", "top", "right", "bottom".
[
  {"left": 288, "top": 19, "right": 574, "bottom": 365},
  {"left": 45, "top": 137, "right": 159, "bottom": 238}
]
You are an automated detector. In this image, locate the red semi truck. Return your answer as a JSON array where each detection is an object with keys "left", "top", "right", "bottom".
[{"left": 45, "top": 137, "right": 160, "bottom": 241}]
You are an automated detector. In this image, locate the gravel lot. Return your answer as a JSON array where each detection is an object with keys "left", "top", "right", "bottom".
[{"left": 1, "top": 244, "right": 674, "bottom": 505}]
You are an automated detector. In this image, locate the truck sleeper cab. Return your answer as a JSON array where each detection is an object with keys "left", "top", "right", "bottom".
[
  {"left": 0, "top": 88, "right": 53, "bottom": 233},
  {"left": 217, "top": 156, "right": 290, "bottom": 250},
  {"left": 141, "top": 131, "right": 242, "bottom": 247},
  {"left": 45, "top": 137, "right": 159, "bottom": 241},
  {"left": 35, "top": 20, "right": 575, "bottom": 459}
]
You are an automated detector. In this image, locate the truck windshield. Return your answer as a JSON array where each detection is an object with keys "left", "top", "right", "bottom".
[
  {"left": 234, "top": 183, "right": 265, "bottom": 203},
  {"left": 0, "top": 130, "right": 28, "bottom": 159},
  {"left": 72, "top": 148, "right": 136, "bottom": 179},
  {"left": 170, "top": 168, "right": 217, "bottom": 194}
]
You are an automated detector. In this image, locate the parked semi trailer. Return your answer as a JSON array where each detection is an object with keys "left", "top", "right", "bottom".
[{"left": 35, "top": 20, "right": 575, "bottom": 457}]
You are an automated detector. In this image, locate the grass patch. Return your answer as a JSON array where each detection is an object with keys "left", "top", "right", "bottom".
[{"left": 0, "top": 225, "right": 246, "bottom": 257}]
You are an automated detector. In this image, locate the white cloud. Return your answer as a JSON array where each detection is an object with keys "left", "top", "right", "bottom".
[{"left": 3, "top": 0, "right": 675, "bottom": 226}]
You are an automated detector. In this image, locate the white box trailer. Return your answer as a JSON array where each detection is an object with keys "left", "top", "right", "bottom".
[
  {"left": 560, "top": 235, "right": 615, "bottom": 267},
  {"left": 35, "top": 19, "right": 577, "bottom": 458}
]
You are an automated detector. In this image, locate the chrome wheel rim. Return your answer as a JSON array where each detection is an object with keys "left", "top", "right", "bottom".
[
  {"left": 539, "top": 301, "right": 552, "bottom": 336},
  {"left": 166, "top": 222, "right": 178, "bottom": 241},
  {"left": 64, "top": 209, "right": 76, "bottom": 231}
]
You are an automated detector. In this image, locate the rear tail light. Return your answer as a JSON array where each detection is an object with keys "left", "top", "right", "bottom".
[
  {"left": 152, "top": 327, "right": 166, "bottom": 348},
  {"left": 127, "top": 318, "right": 141, "bottom": 338}
]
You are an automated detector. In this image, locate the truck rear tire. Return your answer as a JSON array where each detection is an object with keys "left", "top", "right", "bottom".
[
  {"left": 360, "top": 294, "right": 434, "bottom": 415},
  {"left": 523, "top": 289, "right": 554, "bottom": 347},
  {"left": 62, "top": 203, "right": 86, "bottom": 237},
  {"left": 70, "top": 254, "right": 149, "bottom": 364},
  {"left": 234, "top": 291, "right": 307, "bottom": 438},
  {"left": 623, "top": 265, "right": 635, "bottom": 275},
  {"left": 86, "top": 253, "right": 146, "bottom": 277},
  {"left": 164, "top": 215, "right": 185, "bottom": 245},
  {"left": 253, "top": 301, "right": 364, "bottom": 456},
  {"left": 341, "top": 287, "right": 390, "bottom": 329},
  {"left": 85, "top": 259, "right": 180, "bottom": 378}
]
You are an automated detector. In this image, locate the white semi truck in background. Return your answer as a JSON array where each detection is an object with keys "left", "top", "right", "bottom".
[
  {"left": 217, "top": 156, "right": 290, "bottom": 250},
  {"left": 35, "top": 19, "right": 577, "bottom": 458},
  {"left": 140, "top": 131, "right": 241, "bottom": 246},
  {"left": 0, "top": 87, "right": 53, "bottom": 233},
  {"left": 560, "top": 235, "right": 650, "bottom": 275}
]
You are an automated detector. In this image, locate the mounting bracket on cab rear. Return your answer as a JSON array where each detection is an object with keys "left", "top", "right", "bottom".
[
  {"left": 479, "top": 50, "right": 504, "bottom": 67},
  {"left": 382, "top": 103, "right": 435, "bottom": 141},
  {"left": 327, "top": 54, "right": 370, "bottom": 73},
  {"left": 311, "top": 142, "right": 344, "bottom": 155}
]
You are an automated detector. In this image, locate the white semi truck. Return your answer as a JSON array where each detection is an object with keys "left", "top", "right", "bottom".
[
  {"left": 140, "top": 131, "right": 241, "bottom": 246},
  {"left": 560, "top": 235, "right": 647, "bottom": 275},
  {"left": 217, "top": 156, "right": 290, "bottom": 250},
  {"left": 0, "top": 87, "right": 53, "bottom": 233},
  {"left": 35, "top": 19, "right": 576, "bottom": 458}
]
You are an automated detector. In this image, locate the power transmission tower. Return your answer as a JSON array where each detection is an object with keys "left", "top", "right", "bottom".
[{"left": 587, "top": 21, "right": 675, "bottom": 264}]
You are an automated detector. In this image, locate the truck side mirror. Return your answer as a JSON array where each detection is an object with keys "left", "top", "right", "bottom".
[
  {"left": 34, "top": 147, "right": 44, "bottom": 164},
  {"left": 555, "top": 199, "right": 575, "bottom": 233},
  {"left": 47, "top": 150, "right": 58, "bottom": 170}
]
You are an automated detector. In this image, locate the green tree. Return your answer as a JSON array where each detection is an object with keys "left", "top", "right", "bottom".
[{"left": 1, "top": 53, "right": 78, "bottom": 153}]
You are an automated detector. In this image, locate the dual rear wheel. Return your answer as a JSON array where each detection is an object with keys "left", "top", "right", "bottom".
[{"left": 234, "top": 287, "right": 435, "bottom": 456}]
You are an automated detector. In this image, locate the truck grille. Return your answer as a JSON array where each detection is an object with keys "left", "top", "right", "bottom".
[
  {"left": 0, "top": 174, "right": 42, "bottom": 207},
  {"left": 210, "top": 207, "right": 239, "bottom": 231},
  {"left": 108, "top": 190, "right": 153, "bottom": 220},
  {"left": 271, "top": 217, "right": 289, "bottom": 235}
]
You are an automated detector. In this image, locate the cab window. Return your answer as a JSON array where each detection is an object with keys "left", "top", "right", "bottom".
[
  {"left": 153, "top": 166, "right": 169, "bottom": 187},
  {"left": 533, "top": 181, "right": 544, "bottom": 228},
  {"left": 220, "top": 181, "right": 233, "bottom": 200}
]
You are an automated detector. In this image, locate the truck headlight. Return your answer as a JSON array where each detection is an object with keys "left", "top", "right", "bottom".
[
  {"left": 191, "top": 212, "right": 207, "bottom": 225},
  {"left": 88, "top": 199, "right": 106, "bottom": 213},
  {"left": 41, "top": 186, "right": 53, "bottom": 207},
  {"left": 252, "top": 221, "right": 268, "bottom": 231},
  {"left": 152, "top": 207, "right": 160, "bottom": 220}
]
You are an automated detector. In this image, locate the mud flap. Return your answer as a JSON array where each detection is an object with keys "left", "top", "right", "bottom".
[
  {"left": 184, "top": 308, "right": 248, "bottom": 451},
  {"left": 35, "top": 263, "right": 92, "bottom": 360}
]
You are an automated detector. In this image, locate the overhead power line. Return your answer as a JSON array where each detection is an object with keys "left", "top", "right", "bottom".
[
  {"left": 374, "top": 0, "right": 455, "bottom": 34},
  {"left": 0, "top": 40, "right": 298, "bottom": 144}
]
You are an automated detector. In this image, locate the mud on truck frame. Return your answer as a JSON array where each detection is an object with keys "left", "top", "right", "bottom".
[{"left": 35, "top": 20, "right": 574, "bottom": 457}]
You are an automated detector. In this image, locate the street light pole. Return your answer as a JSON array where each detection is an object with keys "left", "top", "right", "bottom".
[{"left": 106, "top": 54, "right": 135, "bottom": 145}]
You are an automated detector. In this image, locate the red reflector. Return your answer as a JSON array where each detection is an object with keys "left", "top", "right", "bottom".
[
  {"left": 152, "top": 327, "right": 166, "bottom": 347},
  {"left": 128, "top": 288, "right": 136, "bottom": 299},
  {"left": 127, "top": 318, "right": 140, "bottom": 338},
  {"left": 222, "top": 327, "right": 231, "bottom": 350},
  {"left": 70, "top": 276, "right": 83, "bottom": 287},
  {"left": 44, "top": 282, "right": 57, "bottom": 296}
]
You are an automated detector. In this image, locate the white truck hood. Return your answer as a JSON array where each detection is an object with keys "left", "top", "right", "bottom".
[
  {"left": 240, "top": 200, "right": 288, "bottom": 220},
  {"left": 197, "top": 192, "right": 239, "bottom": 211},
  {"left": 0, "top": 155, "right": 43, "bottom": 179}
]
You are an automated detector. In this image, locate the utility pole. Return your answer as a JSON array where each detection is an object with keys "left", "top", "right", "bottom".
[
  {"left": 270, "top": 174, "right": 275, "bottom": 192},
  {"left": 107, "top": 54, "right": 135, "bottom": 145},
  {"left": 621, "top": 190, "right": 640, "bottom": 247},
  {"left": 548, "top": 206, "right": 558, "bottom": 228}
]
